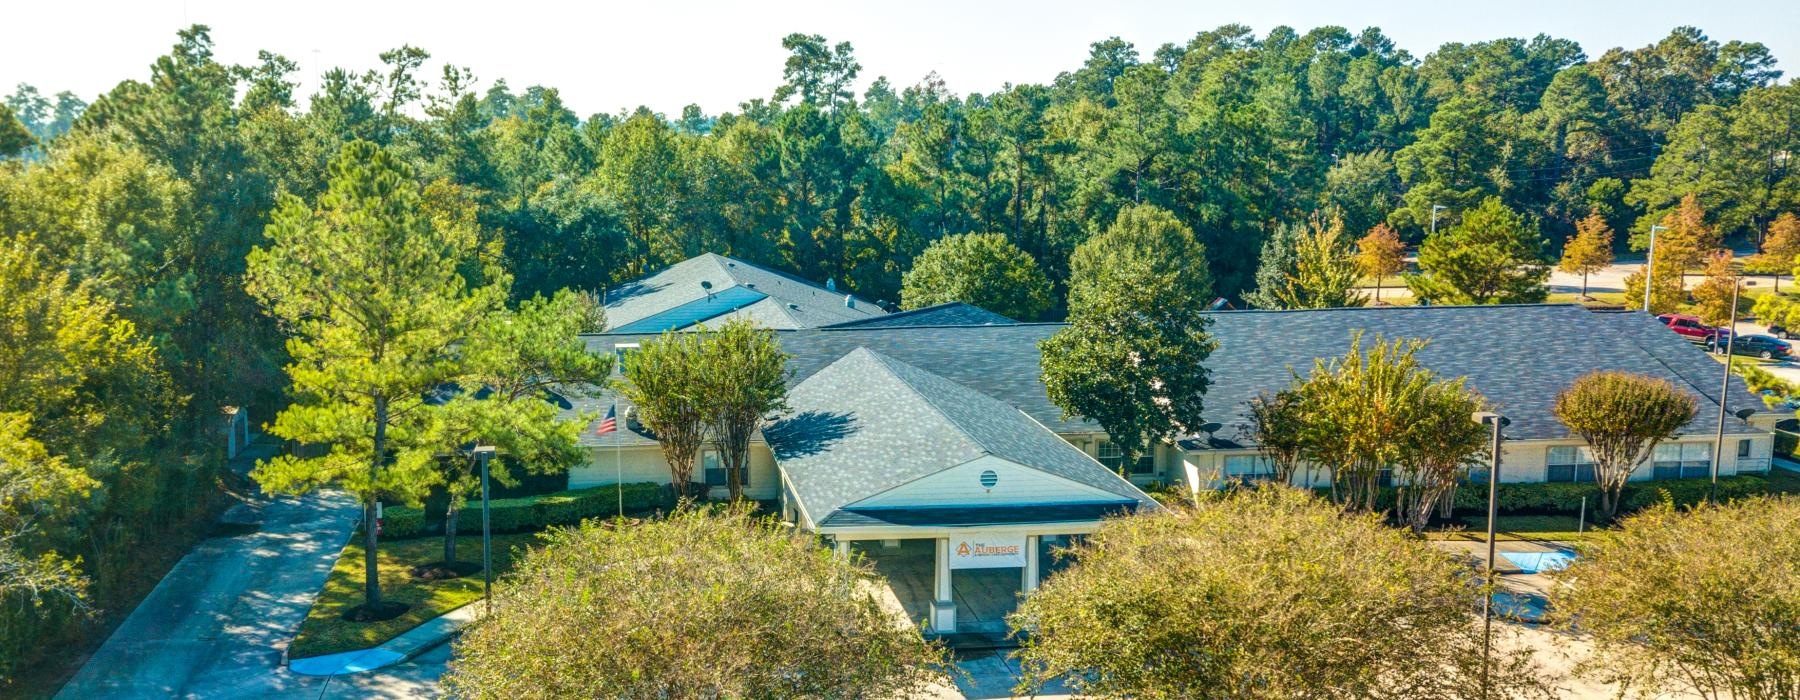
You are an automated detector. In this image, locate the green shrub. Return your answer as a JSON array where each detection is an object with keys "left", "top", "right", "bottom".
[
  {"left": 1313, "top": 474, "right": 1774, "bottom": 519},
  {"left": 382, "top": 483, "right": 673, "bottom": 539}
]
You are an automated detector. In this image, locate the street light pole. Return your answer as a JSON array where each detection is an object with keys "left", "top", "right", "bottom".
[
  {"left": 474, "top": 445, "right": 497, "bottom": 615},
  {"left": 1644, "top": 225, "right": 1668, "bottom": 313},
  {"left": 1710, "top": 280, "right": 1754, "bottom": 503},
  {"left": 1471, "top": 411, "right": 1509, "bottom": 700},
  {"left": 1431, "top": 204, "right": 1448, "bottom": 237}
]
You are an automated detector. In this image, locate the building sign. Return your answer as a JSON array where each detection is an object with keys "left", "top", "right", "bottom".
[{"left": 949, "top": 534, "right": 1027, "bottom": 569}]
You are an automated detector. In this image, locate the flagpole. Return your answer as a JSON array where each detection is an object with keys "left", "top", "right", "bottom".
[{"left": 615, "top": 404, "right": 623, "bottom": 518}]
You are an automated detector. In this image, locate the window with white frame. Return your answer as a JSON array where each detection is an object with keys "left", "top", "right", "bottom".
[
  {"left": 1652, "top": 442, "right": 1710, "bottom": 480},
  {"left": 1546, "top": 445, "right": 1597, "bottom": 483},
  {"left": 1737, "top": 438, "right": 1770, "bottom": 472},
  {"left": 612, "top": 343, "right": 640, "bottom": 375},
  {"left": 702, "top": 450, "right": 747, "bottom": 487},
  {"left": 1222, "top": 455, "right": 1275, "bottom": 483},
  {"left": 1097, "top": 440, "right": 1155, "bottom": 475}
]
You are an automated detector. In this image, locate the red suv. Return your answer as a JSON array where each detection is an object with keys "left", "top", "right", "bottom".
[{"left": 1657, "top": 314, "right": 1723, "bottom": 342}]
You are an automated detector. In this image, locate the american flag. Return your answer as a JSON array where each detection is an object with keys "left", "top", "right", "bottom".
[{"left": 595, "top": 404, "right": 618, "bottom": 436}]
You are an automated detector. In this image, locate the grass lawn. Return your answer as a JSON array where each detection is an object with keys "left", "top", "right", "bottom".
[
  {"left": 1425, "top": 514, "right": 1594, "bottom": 542},
  {"left": 1544, "top": 291, "right": 1629, "bottom": 307},
  {"left": 289, "top": 532, "right": 542, "bottom": 659}
]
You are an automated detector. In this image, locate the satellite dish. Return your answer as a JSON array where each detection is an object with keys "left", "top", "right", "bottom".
[
  {"left": 700, "top": 280, "right": 714, "bottom": 290},
  {"left": 1199, "top": 422, "right": 1223, "bottom": 435}
]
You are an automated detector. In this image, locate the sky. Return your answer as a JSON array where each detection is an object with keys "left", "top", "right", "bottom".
[{"left": 5, "top": 0, "right": 1797, "bottom": 118}]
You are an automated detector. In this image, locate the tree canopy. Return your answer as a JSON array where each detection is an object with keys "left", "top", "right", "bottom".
[
  {"left": 899, "top": 232, "right": 1054, "bottom": 320},
  {"left": 1406, "top": 197, "right": 1551, "bottom": 305},
  {"left": 444, "top": 507, "right": 949, "bottom": 698},
  {"left": 1012, "top": 487, "right": 1552, "bottom": 699}
]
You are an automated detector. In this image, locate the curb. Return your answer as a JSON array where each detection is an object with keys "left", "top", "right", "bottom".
[{"left": 285, "top": 604, "right": 478, "bottom": 677}]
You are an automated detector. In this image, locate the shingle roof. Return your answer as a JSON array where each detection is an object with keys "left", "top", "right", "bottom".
[
  {"left": 821, "top": 302, "right": 1016, "bottom": 329},
  {"left": 764, "top": 348, "right": 1152, "bottom": 524},
  {"left": 573, "top": 304, "right": 1768, "bottom": 451},
  {"left": 602, "top": 253, "right": 885, "bottom": 332}
]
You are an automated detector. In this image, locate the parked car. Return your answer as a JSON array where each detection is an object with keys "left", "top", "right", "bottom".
[
  {"left": 1713, "top": 333, "right": 1793, "bottom": 359},
  {"left": 1657, "top": 313, "right": 1722, "bottom": 342},
  {"left": 1770, "top": 324, "right": 1794, "bottom": 340}
]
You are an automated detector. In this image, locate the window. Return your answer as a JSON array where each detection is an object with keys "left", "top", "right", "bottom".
[
  {"left": 1465, "top": 462, "right": 1491, "bottom": 485},
  {"left": 1653, "top": 443, "right": 1710, "bottom": 480},
  {"left": 702, "top": 450, "right": 747, "bottom": 488},
  {"left": 612, "top": 343, "right": 640, "bottom": 374},
  {"left": 1098, "top": 441, "right": 1156, "bottom": 475},
  {"left": 1546, "top": 446, "right": 1597, "bottom": 483},
  {"left": 1222, "top": 455, "right": 1275, "bottom": 483},
  {"left": 1738, "top": 438, "right": 1771, "bottom": 472},
  {"left": 1739, "top": 438, "right": 1752, "bottom": 458}
]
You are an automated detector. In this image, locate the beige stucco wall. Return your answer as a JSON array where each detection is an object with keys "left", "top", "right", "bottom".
[
  {"left": 1176, "top": 433, "right": 1775, "bottom": 490},
  {"left": 569, "top": 443, "right": 782, "bottom": 501}
]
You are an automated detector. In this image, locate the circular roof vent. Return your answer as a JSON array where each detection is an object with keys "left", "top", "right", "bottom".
[{"left": 979, "top": 469, "right": 999, "bottom": 490}]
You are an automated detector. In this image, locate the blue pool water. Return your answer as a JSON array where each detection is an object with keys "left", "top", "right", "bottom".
[
  {"left": 1491, "top": 590, "right": 1549, "bottom": 622},
  {"left": 1498, "top": 551, "right": 1576, "bottom": 574}
]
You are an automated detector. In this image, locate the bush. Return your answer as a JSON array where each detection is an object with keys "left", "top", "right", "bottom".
[
  {"left": 381, "top": 482, "right": 673, "bottom": 539},
  {"left": 444, "top": 506, "right": 949, "bottom": 698},
  {"left": 1316, "top": 474, "right": 1774, "bottom": 520},
  {"left": 1775, "top": 429, "right": 1798, "bottom": 459}
]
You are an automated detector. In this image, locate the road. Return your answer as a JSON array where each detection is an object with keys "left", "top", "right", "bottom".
[
  {"left": 54, "top": 454, "right": 378, "bottom": 698},
  {"left": 1360, "top": 252, "right": 1793, "bottom": 303}
]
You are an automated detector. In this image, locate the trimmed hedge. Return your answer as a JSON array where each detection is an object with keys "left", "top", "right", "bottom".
[{"left": 383, "top": 482, "right": 673, "bottom": 539}]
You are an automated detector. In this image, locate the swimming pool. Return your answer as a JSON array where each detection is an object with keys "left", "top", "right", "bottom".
[{"left": 1498, "top": 550, "right": 1576, "bottom": 574}]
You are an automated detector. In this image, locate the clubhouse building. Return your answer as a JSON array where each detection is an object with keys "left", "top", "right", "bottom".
[{"left": 571, "top": 254, "right": 1781, "bottom": 634}]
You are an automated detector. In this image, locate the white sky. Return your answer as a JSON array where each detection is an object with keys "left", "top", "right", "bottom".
[{"left": 5, "top": 0, "right": 1797, "bottom": 118}]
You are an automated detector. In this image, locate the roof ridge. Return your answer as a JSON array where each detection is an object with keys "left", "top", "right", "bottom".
[{"left": 851, "top": 347, "right": 998, "bottom": 456}]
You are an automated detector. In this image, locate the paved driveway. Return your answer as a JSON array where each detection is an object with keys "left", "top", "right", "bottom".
[{"left": 55, "top": 486, "right": 362, "bottom": 699}]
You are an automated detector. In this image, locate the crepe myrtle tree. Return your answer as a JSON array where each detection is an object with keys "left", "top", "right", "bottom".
[
  {"left": 1041, "top": 204, "right": 1215, "bottom": 475},
  {"left": 620, "top": 329, "right": 710, "bottom": 499},
  {"left": 1552, "top": 371, "right": 1697, "bottom": 519},
  {"left": 1242, "top": 390, "right": 1310, "bottom": 486},
  {"left": 1548, "top": 497, "right": 1800, "bottom": 699},
  {"left": 425, "top": 290, "right": 613, "bottom": 568},
  {"left": 445, "top": 506, "right": 951, "bottom": 698},
  {"left": 1390, "top": 378, "right": 1489, "bottom": 534},
  {"left": 1010, "top": 487, "right": 1553, "bottom": 699},
  {"left": 698, "top": 319, "right": 790, "bottom": 502}
]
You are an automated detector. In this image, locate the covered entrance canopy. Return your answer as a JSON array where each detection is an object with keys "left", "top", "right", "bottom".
[{"left": 764, "top": 347, "right": 1156, "bottom": 633}]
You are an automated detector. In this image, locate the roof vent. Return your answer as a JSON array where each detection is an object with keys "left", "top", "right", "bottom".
[
  {"left": 788, "top": 303, "right": 800, "bottom": 310},
  {"left": 744, "top": 282, "right": 756, "bottom": 289},
  {"left": 844, "top": 295, "right": 855, "bottom": 309},
  {"left": 826, "top": 278, "right": 837, "bottom": 292}
]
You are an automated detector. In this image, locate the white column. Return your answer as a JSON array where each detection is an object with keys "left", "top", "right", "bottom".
[
  {"left": 1022, "top": 535, "right": 1041, "bottom": 593},
  {"left": 834, "top": 537, "right": 851, "bottom": 559},
  {"left": 930, "top": 537, "right": 956, "bottom": 633}
]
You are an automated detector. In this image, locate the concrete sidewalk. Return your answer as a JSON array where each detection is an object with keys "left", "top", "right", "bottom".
[{"left": 289, "top": 603, "right": 481, "bottom": 676}]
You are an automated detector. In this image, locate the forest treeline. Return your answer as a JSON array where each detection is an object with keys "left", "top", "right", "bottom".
[{"left": 0, "top": 22, "right": 1796, "bottom": 683}]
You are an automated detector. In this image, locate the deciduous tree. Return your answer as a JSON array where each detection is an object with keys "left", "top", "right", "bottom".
[
  {"left": 1558, "top": 212, "right": 1614, "bottom": 299},
  {"left": 1745, "top": 212, "right": 1800, "bottom": 292},
  {"left": 1247, "top": 215, "right": 1365, "bottom": 309},
  {"left": 1689, "top": 250, "right": 1740, "bottom": 328},
  {"left": 1012, "top": 487, "right": 1552, "bottom": 699},
  {"left": 445, "top": 507, "right": 949, "bottom": 698},
  {"left": 1354, "top": 223, "right": 1406, "bottom": 304},
  {"left": 1549, "top": 497, "right": 1800, "bottom": 699},
  {"left": 899, "top": 233, "right": 1054, "bottom": 320},
  {"left": 1551, "top": 371, "right": 1696, "bottom": 519},
  {"left": 1041, "top": 205, "right": 1215, "bottom": 473},
  {"left": 698, "top": 320, "right": 789, "bottom": 502},
  {"left": 619, "top": 331, "right": 709, "bottom": 499}
]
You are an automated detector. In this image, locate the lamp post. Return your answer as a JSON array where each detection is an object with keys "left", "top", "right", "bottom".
[
  {"left": 1709, "top": 279, "right": 1756, "bottom": 503},
  {"left": 473, "top": 445, "right": 497, "bottom": 615},
  {"left": 1430, "top": 204, "right": 1448, "bottom": 236},
  {"left": 1471, "top": 410, "right": 1509, "bottom": 700},
  {"left": 1643, "top": 225, "right": 1668, "bottom": 313}
]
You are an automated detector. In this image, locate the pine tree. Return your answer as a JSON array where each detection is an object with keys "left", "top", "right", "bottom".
[
  {"left": 1404, "top": 197, "right": 1551, "bottom": 305},
  {"left": 1244, "top": 222, "right": 1301, "bottom": 309},
  {"left": 1559, "top": 212, "right": 1615, "bottom": 299},
  {"left": 244, "top": 141, "right": 506, "bottom": 614}
]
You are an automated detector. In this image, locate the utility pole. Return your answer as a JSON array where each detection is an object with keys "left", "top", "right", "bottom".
[{"left": 1644, "top": 225, "right": 1668, "bottom": 313}]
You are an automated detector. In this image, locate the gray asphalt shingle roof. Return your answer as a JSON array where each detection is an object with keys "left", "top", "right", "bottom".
[
  {"left": 764, "top": 348, "right": 1151, "bottom": 524},
  {"left": 602, "top": 253, "right": 885, "bottom": 331},
  {"left": 821, "top": 302, "right": 1017, "bottom": 329},
  {"left": 572, "top": 304, "right": 1767, "bottom": 451}
]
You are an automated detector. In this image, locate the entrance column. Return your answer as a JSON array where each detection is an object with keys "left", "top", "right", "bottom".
[
  {"left": 1022, "top": 535, "right": 1041, "bottom": 592},
  {"left": 930, "top": 537, "right": 956, "bottom": 633},
  {"left": 833, "top": 537, "right": 851, "bottom": 559}
]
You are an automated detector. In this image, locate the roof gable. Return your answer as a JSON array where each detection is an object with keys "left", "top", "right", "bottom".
[
  {"left": 603, "top": 253, "right": 886, "bottom": 331},
  {"left": 822, "top": 302, "right": 1016, "bottom": 329}
]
